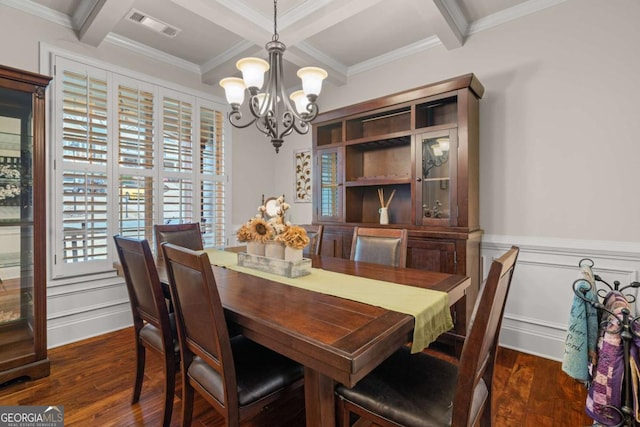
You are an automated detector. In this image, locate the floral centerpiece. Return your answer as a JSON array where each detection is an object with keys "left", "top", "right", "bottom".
[{"left": 236, "top": 196, "right": 310, "bottom": 261}]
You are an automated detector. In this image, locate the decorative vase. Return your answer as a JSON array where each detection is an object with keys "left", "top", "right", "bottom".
[
  {"left": 265, "top": 240, "right": 285, "bottom": 259},
  {"left": 379, "top": 207, "right": 389, "bottom": 225},
  {"left": 246, "top": 241, "right": 265, "bottom": 256},
  {"left": 284, "top": 246, "right": 303, "bottom": 262}
]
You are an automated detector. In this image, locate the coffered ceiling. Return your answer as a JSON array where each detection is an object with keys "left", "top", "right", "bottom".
[{"left": 8, "top": 0, "right": 566, "bottom": 95}]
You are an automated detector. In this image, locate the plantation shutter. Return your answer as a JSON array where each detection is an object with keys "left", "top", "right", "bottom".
[
  {"left": 58, "top": 62, "right": 110, "bottom": 271},
  {"left": 199, "top": 105, "right": 225, "bottom": 247},
  {"left": 51, "top": 52, "right": 230, "bottom": 278},
  {"left": 117, "top": 81, "right": 155, "bottom": 241},
  {"left": 161, "top": 94, "right": 194, "bottom": 225}
]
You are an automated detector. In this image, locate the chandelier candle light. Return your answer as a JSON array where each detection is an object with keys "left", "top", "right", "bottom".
[{"left": 219, "top": 0, "right": 328, "bottom": 153}]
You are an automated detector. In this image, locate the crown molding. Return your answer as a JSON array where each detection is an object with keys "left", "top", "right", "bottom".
[
  {"left": 105, "top": 33, "right": 201, "bottom": 74},
  {"left": 1, "top": 0, "right": 72, "bottom": 28},
  {"left": 348, "top": 36, "right": 441, "bottom": 77},
  {"left": 468, "top": 0, "right": 568, "bottom": 35},
  {"left": 201, "top": 40, "right": 257, "bottom": 74},
  {"left": 295, "top": 41, "right": 348, "bottom": 76}
]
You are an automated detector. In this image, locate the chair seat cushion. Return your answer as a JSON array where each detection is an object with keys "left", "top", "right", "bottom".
[
  {"left": 139, "top": 315, "right": 180, "bottom": 355},
  {"left": 336, "top": 347, "right": 487, "bottom": 427},
  {"left": 188, "top": 335, "right": 303, "bottom": 407}
]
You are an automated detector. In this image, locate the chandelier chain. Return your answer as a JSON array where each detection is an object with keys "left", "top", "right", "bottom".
[{"left": 272, "top": 0, "right": 279, "bottom": 41}]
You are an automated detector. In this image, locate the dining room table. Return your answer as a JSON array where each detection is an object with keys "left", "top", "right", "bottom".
[{"left": 148, "top": 248, "right": 471, "bottom": 427}]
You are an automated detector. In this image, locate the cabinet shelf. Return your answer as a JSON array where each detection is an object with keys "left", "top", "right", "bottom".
[
  {"left": 345, "top": 177, "right": 411, "bottom": 187},
  {"left": 345, "top": 132, "right": 412, "bottom": 148}
]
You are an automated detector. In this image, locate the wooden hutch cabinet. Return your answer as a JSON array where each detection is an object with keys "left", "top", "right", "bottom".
[
  {"left": 312, "top": 74, "right": 483, "bottom": 346},
  {"left": 0, "top": 65, "right": 51, "bottom": 384}
]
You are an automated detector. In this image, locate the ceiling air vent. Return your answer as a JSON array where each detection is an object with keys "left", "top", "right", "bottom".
[{"left": 126, "top": 9, "right": 181, "bottom": 38}]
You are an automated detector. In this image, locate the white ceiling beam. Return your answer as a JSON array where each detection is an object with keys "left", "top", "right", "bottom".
[
  {"left": 77, "top": 0, "right": 136, "bottom": 47},
  {"left": 415, "top": 0, "right": 467, "bottom": 50},
  {"left": 277, "top": 0, "right": 386, "bottom": 45}
]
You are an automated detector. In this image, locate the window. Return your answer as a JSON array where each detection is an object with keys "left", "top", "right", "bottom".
[{"left": 51, "top": 55, "right": 229, "bottom": 278}]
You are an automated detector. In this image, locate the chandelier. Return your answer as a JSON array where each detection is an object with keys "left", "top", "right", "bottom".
[{"left": 219, "top": 0, "right": 328, "bottom": 153}]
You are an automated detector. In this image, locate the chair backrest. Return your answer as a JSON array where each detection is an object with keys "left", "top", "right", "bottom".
[
  {"left": 349, "top": 227, "right": 408, "bottom": 267},
  {"left": 154, "top": 222, "right": 203, "bottom": 262},
  {"left": 452, "top": 246, "right": 519, "bottom": 426},
  {"left": 300, "top": 224, "right": 323, "bottom": 257},
  {"left": 113, "top": 235, "right": 172, "bottom": 339},
  {"left": 161, "top": 243, "right": 239, "bottom": 412}
]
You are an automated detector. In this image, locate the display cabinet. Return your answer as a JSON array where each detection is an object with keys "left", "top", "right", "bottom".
[
  {"left": 0, "top": 65, "right": 51, "bottom": 385},
  {"left": 312, "top": 74, "right": 483, "bottom": 348}
]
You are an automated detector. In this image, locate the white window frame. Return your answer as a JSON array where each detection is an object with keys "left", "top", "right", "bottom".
[{"left": 43, "top": 46, "right": 231, "bottom": 279}]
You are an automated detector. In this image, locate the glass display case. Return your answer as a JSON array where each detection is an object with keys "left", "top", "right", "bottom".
[
  {"left": 0, "top": 65, "right": 51, "bottom": 385},
  {"left": 416, "top": 128, "right": 458, "bottom": 226}
]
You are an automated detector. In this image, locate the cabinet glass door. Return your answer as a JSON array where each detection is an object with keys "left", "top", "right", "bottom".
[
  {"left": 416, "top": 128, "right": 457, "bottom": 226},
  {"left": 0, "top": 87, "right": 34, "bottom": 350},
  {"left": 316, "top": 147, "right": 343, "bottom": 221}
]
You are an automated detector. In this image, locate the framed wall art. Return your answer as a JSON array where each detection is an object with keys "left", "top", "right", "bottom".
[{"left": 294, "top": 149, "right": 312, "bottom": 203}]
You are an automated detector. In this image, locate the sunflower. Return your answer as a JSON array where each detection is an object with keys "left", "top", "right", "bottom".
[
  {"left": 248, "top": 217, "right": 273, "bottom": 243},
  {"left": 276, "top": 225, "right": 310, "bottom": 249}
]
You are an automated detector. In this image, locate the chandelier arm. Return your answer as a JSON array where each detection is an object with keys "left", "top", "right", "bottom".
[{"left": 227, "top": 110, "right": 259, "bottom": 130}]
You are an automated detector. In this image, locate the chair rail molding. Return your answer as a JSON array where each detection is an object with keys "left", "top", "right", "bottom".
[{"left": 482, "top": 234, "right": 640, "bottom": 361}]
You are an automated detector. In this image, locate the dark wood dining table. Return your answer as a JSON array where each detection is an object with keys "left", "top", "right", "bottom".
[{"left": 151, "top": 253, "right": 471, "bottom": 427}]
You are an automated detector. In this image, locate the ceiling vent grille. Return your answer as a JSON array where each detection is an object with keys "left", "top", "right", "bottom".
[{"left": 126, "top": 9, "right": 181, "bottom": 38}]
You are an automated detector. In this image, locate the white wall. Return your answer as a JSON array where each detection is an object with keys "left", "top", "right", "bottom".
[{"left": 2, "top": 0, "right": 640, "bottom": 359}]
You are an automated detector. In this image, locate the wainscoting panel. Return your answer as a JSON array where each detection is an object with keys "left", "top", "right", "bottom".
[
  {"left": 47, "top": 272, "right": 132, "bottom": 348},
  {"left": 482, "top": 235, "right": 640, "bottom": 361}
]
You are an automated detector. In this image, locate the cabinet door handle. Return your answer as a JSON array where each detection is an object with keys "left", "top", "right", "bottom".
[{"left": 416, "top": 177, "right": 422, "bottom": 182}]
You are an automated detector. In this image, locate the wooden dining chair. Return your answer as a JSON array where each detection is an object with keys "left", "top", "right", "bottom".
[
  {"left": 154, "top": 222, "right": 203, "bottom": 262},
  {"left": 349, "top": 226, "right": 408, "bottom": 267},
  {"left": 301, "top": 224, "right": 323, "bottom": 257},
  {"left": 161, "top": 243, "right": 305, "bottom": 427},
  {"left": 113, "top": 235, "right": 179, "bottom": 427},
  {"left": 336, "top": 246, "right": 520, "bottom": 427}
]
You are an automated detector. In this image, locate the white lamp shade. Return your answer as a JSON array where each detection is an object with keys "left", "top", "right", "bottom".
[
  {"left": 436, "top": 138, "right": 450, "bottom": 151},
  {"left": 219, "top": 77, "right": 246, "bottom": 105},
  {"left": 289, "top": 90, "right": 309, "bottom": 115},
  {"left": 236, "top": 57, "right": 269, "bottom": 90},
  {"left": 432, "top": 146, "right": 443, "bottom": 157},
  {"left": 297, "top": 66, "right": 328, "bottom": 97}
]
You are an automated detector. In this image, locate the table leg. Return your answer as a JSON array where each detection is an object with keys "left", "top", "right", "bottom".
[{"left": 304, "top": 367, "right": 336, "bottom": 427}]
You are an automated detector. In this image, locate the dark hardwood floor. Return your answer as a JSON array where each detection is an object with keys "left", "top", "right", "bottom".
[{"left": 0, "top": 327, "right": 593, "bottom": 426}]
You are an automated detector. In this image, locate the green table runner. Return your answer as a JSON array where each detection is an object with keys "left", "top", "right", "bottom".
[{"left": 206, "top": 249, "right": 453, "bottom": 353}]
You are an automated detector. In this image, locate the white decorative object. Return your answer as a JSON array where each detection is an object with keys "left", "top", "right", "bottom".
[
  {"left": 265, "top": 240, "right": 285, "bottom": 259},
  {"left": 284, "top": 246, "right": 303, "bottom": 262},
  {"left": 379, "top": 207, "right": 389, "bottom": 225},
  {"left": 238, "top": 252, "right": 311, "bottom": 278},
  {"left": 246, "top": 241, "right": 265, "bottom": 256}
]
